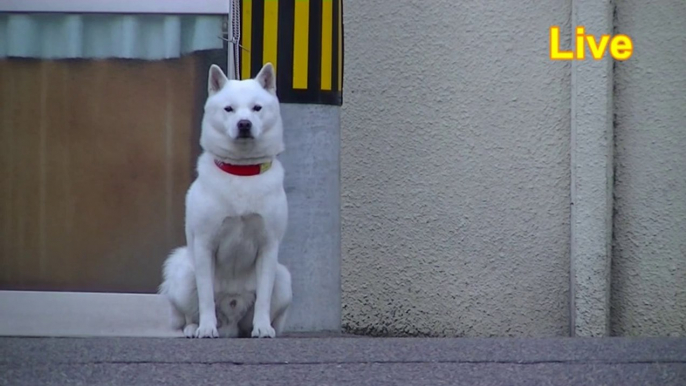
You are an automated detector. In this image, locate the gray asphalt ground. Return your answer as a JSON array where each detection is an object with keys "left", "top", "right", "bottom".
[{"left": 1, "top": 335, "right": 685, "bottom": 385}]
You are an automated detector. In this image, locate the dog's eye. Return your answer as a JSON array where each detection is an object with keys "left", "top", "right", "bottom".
[
  {"left": 224, "top": 106, "right": 233, "bottom": 113},
  {"left": 253, "top": 105, "right": 262, "bottom": 112}
]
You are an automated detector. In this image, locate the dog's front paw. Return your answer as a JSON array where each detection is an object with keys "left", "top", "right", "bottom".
[
  {"left": 194, "top": 323, "right": 219, "bottom": 338},
  {"left": 251, "top": 321, "right": 276, "bottom": 338}
]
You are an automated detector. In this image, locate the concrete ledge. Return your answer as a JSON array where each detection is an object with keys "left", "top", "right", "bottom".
[
  {"left": 569, "top": 0, "right": 615, "bottom": 336},
  {"left": 2, "top": 337, "right": 685, "bottom": 386},
  {"left": 3, "top": 336, "right": 686, "bottom": 364}
]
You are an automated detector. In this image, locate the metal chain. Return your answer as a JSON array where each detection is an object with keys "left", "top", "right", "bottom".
[
  {"left": 231, "top": 0, "right": 241, "bottom": 79},
  {"left": 220, "top": 0, "right": 245, "bottom": 79}
]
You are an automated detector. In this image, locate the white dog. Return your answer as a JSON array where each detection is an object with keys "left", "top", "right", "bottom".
[{"left": 159, "top": 63, "right": 292, "bottom": 338}]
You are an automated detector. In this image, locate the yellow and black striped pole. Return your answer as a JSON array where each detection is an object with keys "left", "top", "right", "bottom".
[{"left": 239, "top": 0, "right": 343, "bottom": 105}]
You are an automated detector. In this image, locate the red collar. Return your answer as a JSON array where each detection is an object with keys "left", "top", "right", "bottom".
[{"left": 214, "top": 159, "right": 272, "bottom": 176}]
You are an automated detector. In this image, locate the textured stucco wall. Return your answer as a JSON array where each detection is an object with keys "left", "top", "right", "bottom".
[
  {"left": 611, "top": 0, "right": 686, "bottom": 336},
  {"left": 341, "top": 0, "right": 572, "bottom": 337}
]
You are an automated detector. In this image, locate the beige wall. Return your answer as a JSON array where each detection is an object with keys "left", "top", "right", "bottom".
[
  {"left": 341, "top": 0, "right": 686, "bottom": 337},
  {"left": 341, "top": 0, "right": 573, "bottom": 337}
]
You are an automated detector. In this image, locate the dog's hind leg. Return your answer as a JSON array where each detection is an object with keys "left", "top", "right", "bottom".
[
  {"left": 170, "top": 305, "right": 186, "bottom": 330},
  {"left": 237, "top": 263, "right": 292, "bottom": 337},
  {"left": 183, "top": 323, "right": 199, "bottom": 338},
  {"left": 159, "top": 247, "right": 199, "bottom": 334},
  {"left": 182, "top": 308, "right": 200, "bottom": 338}
]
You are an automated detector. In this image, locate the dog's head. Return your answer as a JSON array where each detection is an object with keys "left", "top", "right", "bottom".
[{"left": 201, "top": 63, "right": 283, "bottom": 161}]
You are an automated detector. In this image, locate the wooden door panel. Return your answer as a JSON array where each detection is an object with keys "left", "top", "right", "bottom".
[{"left": 0, "top": 55, "right": 200, "bottom": 293}]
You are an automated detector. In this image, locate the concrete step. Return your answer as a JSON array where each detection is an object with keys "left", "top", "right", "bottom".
[{"left": 1, "top": 336, "right": 685, "bottom": 385}]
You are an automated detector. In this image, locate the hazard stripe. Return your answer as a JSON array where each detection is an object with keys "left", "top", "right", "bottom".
[
  {"left": 320, "top": 0, "right": 333, "bottom": 91},
  {"left": 306, "top": 0, "right": 321, "bottom": 99},
  {"left": 239, "top": 0, "right": 343, "bottom": 105},
  {"left": 337, "top": 0, "right": 342, "bottom": 91},
  {"left": 263, "top": 0, "right": 279, "bottom": 74},
  {"left": 240, "top": 0, "right": 252, "bottom": 81},
  {"left": 292, "top": 0, "right": 309, "bottom": 89}
]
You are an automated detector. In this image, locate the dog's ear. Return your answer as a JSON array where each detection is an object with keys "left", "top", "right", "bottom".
[
  {"left": 255, "top": 63, "right": 276, "bottom": 94},
  {"left": 208, "top": 64, "right": 228, "bottom": 95}
]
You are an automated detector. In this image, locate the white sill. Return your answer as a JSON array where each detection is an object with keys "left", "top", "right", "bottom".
[{"left": 0, "top": 290, "right": 183, "bottom": 338}]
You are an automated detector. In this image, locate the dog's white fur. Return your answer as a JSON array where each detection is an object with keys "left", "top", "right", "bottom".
[{"left": 159, "top": 63, "right": 292, "bottom": 338}]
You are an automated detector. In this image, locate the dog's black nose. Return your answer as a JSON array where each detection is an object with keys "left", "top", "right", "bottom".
[
  {"left": 237, "top": 119, "right": 252, "bottom": 131},
  {"left": 237, "top": 119, "right": 253, "bottom": 138}
]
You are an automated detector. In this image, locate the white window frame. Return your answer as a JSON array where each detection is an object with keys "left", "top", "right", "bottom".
[
  {"left": 0, "top": 0, "right": 229, "bottom": 15},
  {"left": 0, "top": 0, "right": 239, "bottom": 338},
  {"left": 0, "top": 0, "right": 239, "bottom": 78}
]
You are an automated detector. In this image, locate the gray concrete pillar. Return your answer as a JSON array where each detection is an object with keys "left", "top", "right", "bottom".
[
  {"left": 569, "top": 0, "right": 615, "bottom": 337},
  {"left": 229, "top": 0, "right": 344, "bottom": 333},
  {"left": 280, "top": 104, "right": 341, "bottom": 332}
]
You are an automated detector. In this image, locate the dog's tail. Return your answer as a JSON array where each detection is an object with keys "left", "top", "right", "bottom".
[
  {"left": 158, "top": 247, "right": 192, "bottom": 295},
  {"left": 158, "top": 247, "right": 194, "bottom": 330}
]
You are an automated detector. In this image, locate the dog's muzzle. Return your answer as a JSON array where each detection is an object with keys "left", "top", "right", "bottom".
[{"left": 237, "top": 119, "right": 253, "bottom": 139}]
